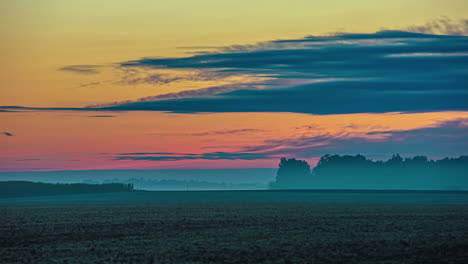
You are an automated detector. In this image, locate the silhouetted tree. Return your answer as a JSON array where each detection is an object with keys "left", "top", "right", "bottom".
[
  {"left": 386, "top": 154, "right": 403, "bottom": 165},
  {"left": 312, "top": 154, "right": 468, "bottom": 189},
  {"left": 313, "top": 154, "right": 377, "bottom": 181},
  {"left": 270, "top": 158, "right": 312, "bottom": 189},
  {"left": 270, "top": 154, "right": 468, "bottom": 190}
]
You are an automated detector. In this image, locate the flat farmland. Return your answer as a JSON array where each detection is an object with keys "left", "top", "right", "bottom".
[{"left": 1, "top": 191, "right": 467, "bottom": 263}]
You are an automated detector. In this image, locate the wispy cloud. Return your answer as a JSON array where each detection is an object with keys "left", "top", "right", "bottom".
[
  {"left": 406, "top": 17, "right": 468, "bottom": 36},
  {"left": 84, "top": 82, "right": 265, "bottom": 108},
  {"left": 118, "top": 68, "right": 233, "bottom": 86},
  {"left": 59, "top": 65, "right": 100, "bottom": 74},
  {"left": 87, "top": 115, "right": 116, "bottom": 118},
  {"left": 111, "top": 118, "right": 468, "bottom": 162},
  {"left": 146, "top": 128, "right": 268, "bottom": 137},
  {"left": 239, "top": 118, "right": 468, "bottom": 158},
  {"left": 191, "top": 129, "right": 269, "bottom": 136},
  {"left": 113, "top": 151, "right": 274, "bottom": 161}
]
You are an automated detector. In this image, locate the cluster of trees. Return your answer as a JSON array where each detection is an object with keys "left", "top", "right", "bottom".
[
  {"left": 0, "top": 181, "right": 134, "bottom": 198},
  {"left": 270, "top": 154, "right": 468, "bottom": 189},
  {"left": 269, "top": 158, "right": 312, "bottom": 189}
]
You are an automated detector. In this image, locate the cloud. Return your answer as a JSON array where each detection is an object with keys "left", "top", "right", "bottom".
[
  {"left": 79, "top": 81, "right": 102, "bottom": 88},
  {"left": 191, "top": 129, "right": 268, "bottom": 136},
  {"left": 4, "top": 29, "right": 468, "bottom": 115},
  {"left": 103, "top": 30, "right": 468, "bottom": 114},
  {"left": 239, "top": 118, "right": 468, "bottom": 158},
  {"left": 112, "top": 151, "right": 274, "bottom": 161},
  {"left": 2, "top": 132, "right": 13, "bottom": 136},
  {"left": 87, "top": 115, "right": 115, "bottom": 118},
  {"left": 145, "top": 128, "right": 269, "bottom": 137},
  {"left": 59, "top": 65, "right": 100, "bottom": 74},
  {"left": 118, "top": 69, "right": 233, "bottom": 86},
  {"left": 98, "top": 78, "right": 468, "bottom": 114},
  {"left": 121, "top": 30, "right": 467, "bottom": 75},
  {"left": 406, "top": 17, "right": 468, "bottom": 36},
  {"left": 111, "top": 119, "right": 468, "bottom": 163},
  {"left": 85, "top": 82, "right": 264, "bottom": 108}
]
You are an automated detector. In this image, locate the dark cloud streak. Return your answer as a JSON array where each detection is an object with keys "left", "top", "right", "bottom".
[
  {"left": 59, "top": 65, "right": 100, "bottom": 74},
  {"left": 87, "top": 115, "right": 116, "bottom": 118},
  {"left": 191, "top": 129, "right": 268, "bottom": 136},
  {"left": 113, "top": 151, "right": 274, "bottom": 161}
]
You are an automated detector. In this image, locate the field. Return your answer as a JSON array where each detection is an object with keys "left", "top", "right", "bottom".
[{"left": 1, "top": 191, "right": 468, "bottom": 263}]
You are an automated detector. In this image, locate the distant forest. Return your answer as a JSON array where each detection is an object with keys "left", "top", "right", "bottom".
[
  {"left": 0, "top": 181, "right": 134, "bottom": 198},
  {"left": 98, "top": 178, "right": 266, "bottom": 191},
  {"left": 271, "top": 154, "right": 468, "bottom": 190}
]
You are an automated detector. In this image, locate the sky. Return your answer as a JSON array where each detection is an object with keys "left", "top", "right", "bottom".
[{"left": 1, "top": 0, "right": 467, "bottom": 171}]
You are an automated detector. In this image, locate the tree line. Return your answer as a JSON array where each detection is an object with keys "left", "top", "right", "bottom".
[
  {"left": 270, "top": 154, "right": 468, "bottom": 189},
  {"left": 0, "top": 181, "right": 134, "bottom": 198}
]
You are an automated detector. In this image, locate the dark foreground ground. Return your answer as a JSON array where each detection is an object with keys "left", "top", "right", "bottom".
[{"left": 1, "top": 191, "right": 468, "bottom": 263}]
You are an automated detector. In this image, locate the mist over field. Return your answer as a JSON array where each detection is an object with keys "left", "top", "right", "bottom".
[
  {"left": 0, "top": 169, "right": 274, "bottom": 190},
  {"left": 0, "top": 169, "right": 465, "bottom": 191},
  {"left": 2, "top": 154, "right": 467, "bottom": 191}
]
